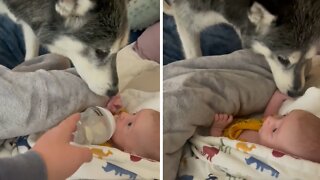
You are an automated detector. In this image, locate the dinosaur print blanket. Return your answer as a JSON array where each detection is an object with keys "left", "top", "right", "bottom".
[
  {"left": 178, "top": 135, "right": 320, "bottom": 179},
  {"left": 70, "top": 144, "right": 159, "bottom": 180}
]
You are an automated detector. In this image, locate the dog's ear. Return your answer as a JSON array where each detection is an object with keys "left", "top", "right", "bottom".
[{"left": 248, "top": 2, "right": 277, "bottom": 34}]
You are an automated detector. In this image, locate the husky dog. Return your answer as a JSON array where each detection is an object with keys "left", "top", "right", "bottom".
[
  {"left": 0, "top": 0, "right": 129, "bottom": 96},
  {"left": 170, "top": 0, "right": 320, "bottom": 96}
]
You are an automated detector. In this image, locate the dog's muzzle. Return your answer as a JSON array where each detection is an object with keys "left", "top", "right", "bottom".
[{"left": 106, "top": 86, "right": 119, "bottom": 97}]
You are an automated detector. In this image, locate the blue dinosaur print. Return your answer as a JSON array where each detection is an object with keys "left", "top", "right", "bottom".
[
  {"left": 16, "top": 136, "right": 31, "bottom": 149},
  {"left": 179, "top": 175, "right": 194, "bottom": 180},
  {"left": 102, "top": 162, "right": 137, "bottom": 180},
  {"left": 245, "top": 156, "right": 279, "bottom": 178}
]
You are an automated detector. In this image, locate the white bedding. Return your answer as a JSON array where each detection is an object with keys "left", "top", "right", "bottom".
[
  {"left": 279, "top": 87, "right": 320, "bottom": 117},
  {"left": 117, "top": 42, "right": 159, "bottom": 92},
  {"left": 71, "top": 144, "right": 159, "bottom": 180}
]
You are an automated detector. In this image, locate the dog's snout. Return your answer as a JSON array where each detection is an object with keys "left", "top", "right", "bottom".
[
  {"left": 287, "top": 90, "right": 303, "bottom": 97},
  {"left": 106, "top": 87, "right": 119, "bottom": 97}
]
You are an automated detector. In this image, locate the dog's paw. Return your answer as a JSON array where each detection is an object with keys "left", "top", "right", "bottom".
[
  {"left": 55, "top": 0, "right": 75, "bottom": 17},
  {"left": 55, "top": 0, "right": 94, "bottom": 17}
]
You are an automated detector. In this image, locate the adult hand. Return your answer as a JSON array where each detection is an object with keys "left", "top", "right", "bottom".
[{"left": 33, "top": 113, "right": 92, "bottom": 180}]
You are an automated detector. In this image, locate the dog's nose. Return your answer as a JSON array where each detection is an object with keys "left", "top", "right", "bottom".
[
  {"left": 287, "top": 90, "right": 302, "bottom": 97},
  {"left": 106, "top": 87, "right": 119, "bottom": 97}
]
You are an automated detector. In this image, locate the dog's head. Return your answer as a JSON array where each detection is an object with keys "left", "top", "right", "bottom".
[
  {"left": 52, "top": 0, "right": 129, "bottom": 96},
  {"left": 246, "top": 1, "right": 319, "bottom": 97}
]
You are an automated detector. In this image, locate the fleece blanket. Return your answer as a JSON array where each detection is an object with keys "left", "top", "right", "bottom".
[
  {"left": 178, "top": 135, "right": 320, "bottom": 180},
  {"left": 163, "top": 49, "right": 277, "bottom": 179}
]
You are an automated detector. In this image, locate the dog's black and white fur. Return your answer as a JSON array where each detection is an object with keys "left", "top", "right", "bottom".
[
  {"left": 0, "top": 0, "right": 129, "bottom": 96},
  {"left": 170, "top": 0, "right": 320, "bottom": 97}
]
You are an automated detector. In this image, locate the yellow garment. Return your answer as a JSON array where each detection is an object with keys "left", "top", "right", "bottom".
[
  {"left": 223, "top": 118, "right": 263, "bottom": 140},
  {"left": 118, "top": 108, "right": 128, "bottom": 114}
]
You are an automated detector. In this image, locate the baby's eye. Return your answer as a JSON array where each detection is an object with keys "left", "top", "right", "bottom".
[
  {"left": 272, "top": 128, "right": 277, "bottom": 133},
  {"left": 127, "top": 122, "right": 132, "bottom": 127}
]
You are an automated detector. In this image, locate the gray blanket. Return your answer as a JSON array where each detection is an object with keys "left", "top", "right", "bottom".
[{"left": 163, "top": 49, "right": 276, "bottom": 179}]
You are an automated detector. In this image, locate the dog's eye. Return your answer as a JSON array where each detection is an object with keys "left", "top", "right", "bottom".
[
  {"left": 277, "top": 56, "right": 290, "bottom": 66},
  {"left": 95, "top": 49, "right": 109, "bottom": 59}
]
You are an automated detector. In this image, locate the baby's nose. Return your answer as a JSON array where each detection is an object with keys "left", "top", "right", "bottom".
[{"left": 263, "top": 116, "right": 275, "bottom": 126}]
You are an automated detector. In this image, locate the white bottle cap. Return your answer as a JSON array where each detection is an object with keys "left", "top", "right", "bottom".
[
  {"left": 96, "top": 106, "right": 116, "bottom": 140},
  {"left": 75, "top": 106, "right": 117, "bottom": 145}
]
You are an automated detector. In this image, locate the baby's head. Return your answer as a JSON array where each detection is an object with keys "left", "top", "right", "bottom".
[
  {"left": 111, "top": 109, "right": 160, "bottom": 161},
  {"left": 259, "top": 110, "right": 320, "bottom": 162}
]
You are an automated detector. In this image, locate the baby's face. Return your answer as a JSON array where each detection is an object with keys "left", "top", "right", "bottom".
[
  {"left": 111, "top": 109, "right": 160, "bottom": 161},
  {"left": 259, "top": 110, "right": 305, "bottom": 153}
]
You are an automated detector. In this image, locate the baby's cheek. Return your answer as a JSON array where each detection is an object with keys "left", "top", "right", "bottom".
[
  {"left": 111, "top": 130, "right": 125, "bottom": 146},
  {"left": 259, "top": 134, "right": 274, "bottom": 149}
]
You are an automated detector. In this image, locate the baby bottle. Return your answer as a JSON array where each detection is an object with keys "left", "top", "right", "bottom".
[{"left": 73, "top": 106, "right": 116, "bottom": 145}]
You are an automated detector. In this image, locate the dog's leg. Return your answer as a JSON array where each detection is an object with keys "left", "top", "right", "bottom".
[
  {"left": 21, "top": 22, "right": 39, "bottom": 60},
  {"left": 175, "top": 18, "right": 201, "bottom": 59},
  {"left": 173, "top": 3, "right": 230, "bottom": 60}
]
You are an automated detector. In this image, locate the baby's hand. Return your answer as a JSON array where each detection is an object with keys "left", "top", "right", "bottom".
[
  {"left": 273, "top": 90, "right": 291, "bottom": 101},
  {"left": 106, "top": 94, "right": 122, "bottom": 114},
  {"left": 263, "top": 90, "right": 292, "bottom": 117},
  {"left": 210, "top": 114, "right": 233, "bottom": 137},
  {"left": 213, "top": 114, "right": 233, "bottom": 128}
]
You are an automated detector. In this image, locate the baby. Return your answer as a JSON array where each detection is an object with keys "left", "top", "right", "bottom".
[
  {"left": 108, "top": 94, "right": 160, "bottom": 161},
  {"left": 111, "top": 108, "right": 160, "bottom": 161},
  {"left": 210, "top": 91, "right": 320, "bottom": 163}
]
